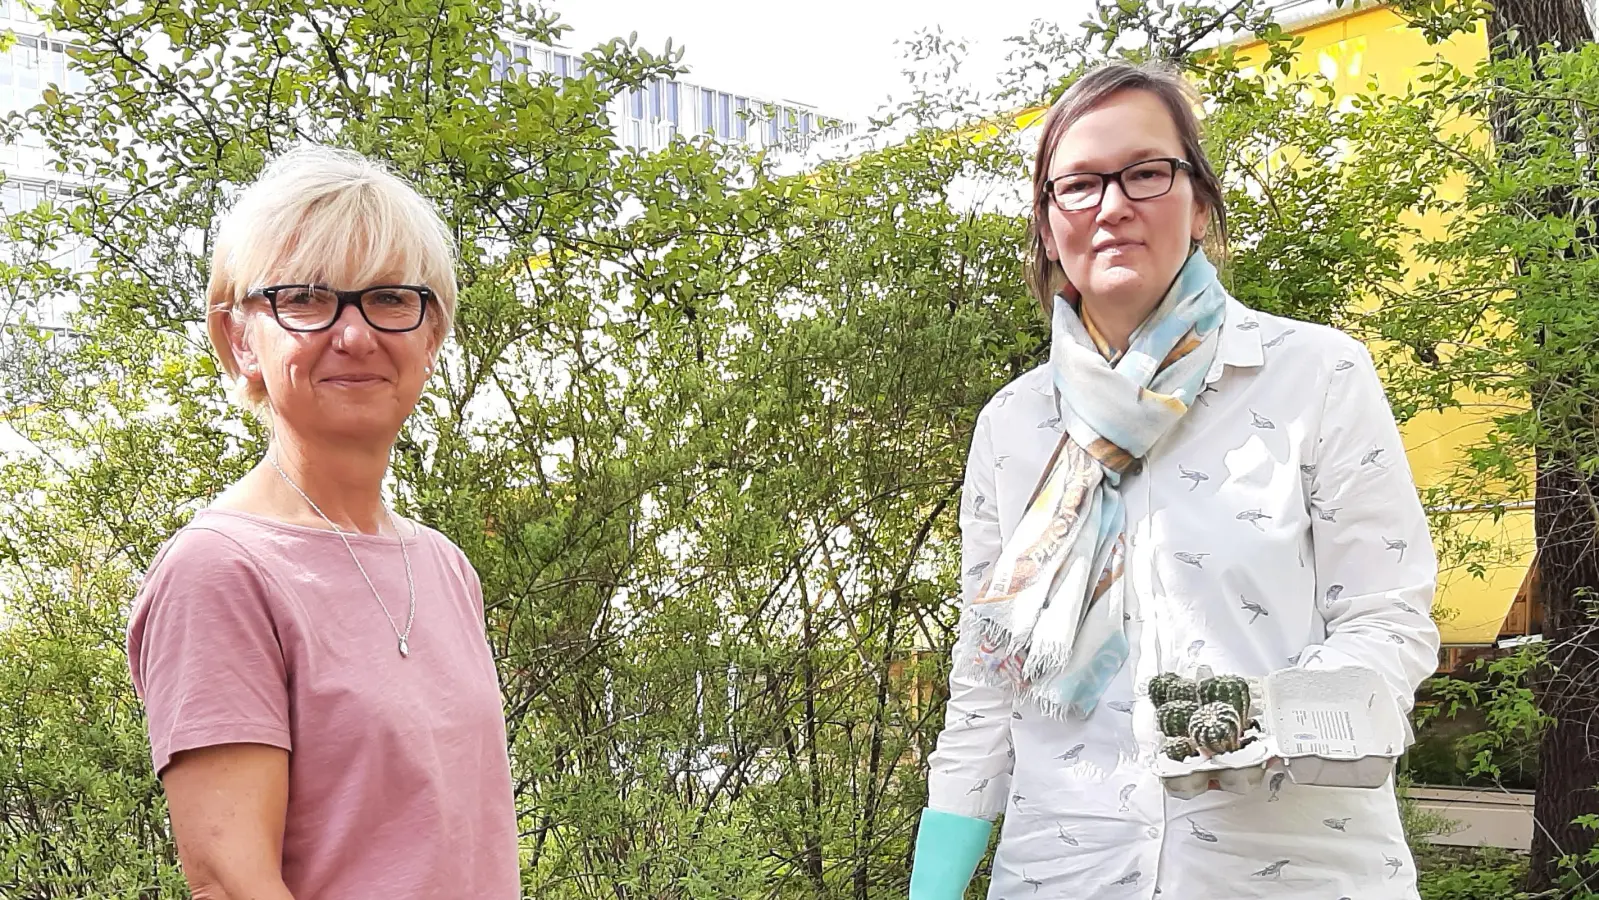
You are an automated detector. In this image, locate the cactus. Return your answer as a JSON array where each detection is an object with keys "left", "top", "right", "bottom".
[
  {"left": 1199, "top": 674, "right": 1252, "bottom": 720},
  {"left": 1162, "top": 735, "right": 1198, "bottom": 762},
  {"left": 1156, "top": 700, "right": 1200, "bottom": 738},
  {"left": 1189, "top": 702, "right": 1243, "bottom": 755},
  {"left": 1148, "top": 672, "right": 1198, "bottom": 707}
]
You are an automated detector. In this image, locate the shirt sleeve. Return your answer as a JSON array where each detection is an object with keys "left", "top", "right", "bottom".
[
  {"left": 1301, "top": 343, "right": 1441, "bottom": 745},
  {"left": 127, "top": 526, "right": 291, "bottom": 776},
  {"left": 926, "top": 406, "right": 1015, "bottom": 820}
]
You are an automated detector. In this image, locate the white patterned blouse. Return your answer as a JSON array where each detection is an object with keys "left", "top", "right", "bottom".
[{"left": 927, "top": 295, "right": 1440, "bottom": 899}]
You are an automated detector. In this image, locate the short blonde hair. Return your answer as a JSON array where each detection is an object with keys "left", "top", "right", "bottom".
[{"left": 205, "top": 144, "right": 458, "bottom": 412}]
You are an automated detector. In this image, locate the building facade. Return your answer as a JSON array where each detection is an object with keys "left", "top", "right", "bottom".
[{"left": 489, "top": 38, "right": 852, "bottom": 155}]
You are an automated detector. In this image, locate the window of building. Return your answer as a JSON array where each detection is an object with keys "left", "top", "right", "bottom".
[
  {"left": 15, "top": 37, "right": 42, "bottom": 111},
  {"left": 665, "top": 81, "right": 680, "bottom": 127},
  {"left": 512, "top": 42, "right": 530, "bottom": 77},
  {"left": 554, "top": 52, "right": 569, "bottom": 78},
  {"left": 631, "top": 83, "right": 645, "bottom": 120},
  {"left": 718, "top": 92, "right": 731, "bottom": 137},
  {"left": 4, "top": 1, "right": 38, "bottom": 23},
  {"left": 701, "top": 87, "right": 716, "bottom": 134},
  {"left": 734, "top": 97, "right": 748, "bottom": 140}
]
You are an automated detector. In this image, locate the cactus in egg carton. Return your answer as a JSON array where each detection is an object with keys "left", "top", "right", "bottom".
[
  {"left": 1162, "top": 735, "right": 1198, "bottom": 762},
  {"left": 1188, "top": 702, "right": 1244, "bottom": 755},
  {"left": 1156, "top": 699, "right": 1200, "bottom": 738},
  {"left": 1198, "top": 674, "right": 1252, "bottom": 720},
  {"left": 1148, "top": 672, "right": 1199, "bottom": 707}
]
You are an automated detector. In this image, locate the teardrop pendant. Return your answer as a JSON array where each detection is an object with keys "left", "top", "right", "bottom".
[{"left": 398, "top": 637, "right": 410, "bottom": 658}]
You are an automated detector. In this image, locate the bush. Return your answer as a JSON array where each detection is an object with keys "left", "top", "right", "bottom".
[{"left": 1417, "top": 847, "right": 1529, "bottom": 900}]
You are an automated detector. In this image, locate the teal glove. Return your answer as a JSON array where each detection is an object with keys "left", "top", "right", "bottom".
[{"left": 909, "top": 808, "right": 994, "bottom": 900}]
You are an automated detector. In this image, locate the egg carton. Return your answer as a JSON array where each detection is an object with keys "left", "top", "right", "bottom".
[{"left": 1153, "top": 665, "right": 1404, "bottom": 800}]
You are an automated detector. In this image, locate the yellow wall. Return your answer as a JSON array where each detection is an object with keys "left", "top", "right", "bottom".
[{"left": 1236, "top": 4, "right": 1531, "bottom": 645}]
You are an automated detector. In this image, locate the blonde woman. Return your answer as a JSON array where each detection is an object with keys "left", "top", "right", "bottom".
[
  {"left": 910, "top": 63, "right": 1439, "bottom": 899},
  {"left": 127, "top": 146, "right": 518, "bottom": 898}
]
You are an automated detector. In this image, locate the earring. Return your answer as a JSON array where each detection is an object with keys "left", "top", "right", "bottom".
[
  {"left": 245, "top": 363, "right": 258, "bottom": 373},
  {"left": 424, "top": 364, "right": 434, "bottom": 375}
]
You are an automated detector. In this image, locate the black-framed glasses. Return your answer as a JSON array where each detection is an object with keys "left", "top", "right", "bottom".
[
  {"left": 1044, "top": 157, "right": 1195, "bottom": 212},
  {"left": 248, "top": 284, "right": 434, "bottom": 333}
]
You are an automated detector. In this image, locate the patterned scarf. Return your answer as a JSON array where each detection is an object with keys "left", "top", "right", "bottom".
[{"left": 955, "top": 250, "right": 1227, "bottom": 719}]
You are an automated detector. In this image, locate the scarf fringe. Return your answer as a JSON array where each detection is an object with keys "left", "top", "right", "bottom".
[{"left": 952, "top": 609, "right": 1081, "bottom": 723}]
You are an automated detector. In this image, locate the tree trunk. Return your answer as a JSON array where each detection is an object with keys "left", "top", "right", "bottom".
[
  {"left": 1485, "top": 1, "right": 1599, "bottom": 893},
  {"left": 1529, "top": 458, "right": 1599, "bottom": 892},
  {"left": 1488, "top": 0, "right": 1593, "bottom": 57}
]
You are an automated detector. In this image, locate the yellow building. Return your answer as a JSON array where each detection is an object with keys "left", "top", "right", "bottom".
[
  {"left": 1233, "top": 3, "right": 1537, "bottom": 659},
  {"left": 981, "top": 3, "right": 1535, "bottom": 658}
]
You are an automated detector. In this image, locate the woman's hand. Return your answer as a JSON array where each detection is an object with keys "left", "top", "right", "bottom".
[{"left": 162, "top": 742, "right": 296, "bottom": 900}]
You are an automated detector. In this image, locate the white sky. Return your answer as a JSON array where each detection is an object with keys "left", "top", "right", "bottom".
[{"left": 550, "top": 0, "right": 1097, "bottom": 123}]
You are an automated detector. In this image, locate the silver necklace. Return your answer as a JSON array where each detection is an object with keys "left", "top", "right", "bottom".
[{"left": 267, "top": 454, "right": 417, "bottom": 658}]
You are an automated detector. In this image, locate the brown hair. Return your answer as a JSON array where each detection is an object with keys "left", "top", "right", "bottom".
[{"left": 1025, "top": 61, "right": 1228, "bottom": 311}]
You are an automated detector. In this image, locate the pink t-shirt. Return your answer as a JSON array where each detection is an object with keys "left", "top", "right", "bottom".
[{"left": 127, "top": 508, "right": 520, "bottom": 899}]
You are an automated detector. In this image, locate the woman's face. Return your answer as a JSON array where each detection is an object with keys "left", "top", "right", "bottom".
[
  {"left": 1041, "top": 88, "right": 1208, "bottom": 311},
  {"left": 232, "top": 272, "right": 438, "bottom": 443}
]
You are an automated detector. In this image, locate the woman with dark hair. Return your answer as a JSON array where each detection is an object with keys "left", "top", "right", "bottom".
[{"left": 909, "top": 62, "right": 1438, "bottom": 899}]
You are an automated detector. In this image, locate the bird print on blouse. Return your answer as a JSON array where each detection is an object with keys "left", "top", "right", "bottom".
[
  {"left": 1189, "top": 818, "right": 1219, "bottom": 843},
  {"left": 926, "top": 300, "right": 1436, "bottom": 900},
  {"left": 1385, "top": 538, "right": 1409, "bottom": 562},
  {"left": 1241, "top": 596, "right": 1270, "bottom": 624},
  {"left": 1253, "top": 860, "right": 1292, "bottom": 879},
  {"left": 1237, "top": 509, "right": 1272, "bottom": 530}
]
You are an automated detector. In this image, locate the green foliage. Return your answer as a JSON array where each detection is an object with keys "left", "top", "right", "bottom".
[
  {"left": 1416, "top": 847, "right": 1532, "bottom": 900},
  {"left": 2, "top": 0, "right": 1595, "bottom": 895},
  {"left": 1413, "top": 645, "right": 1550, "bottom": 788}
]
